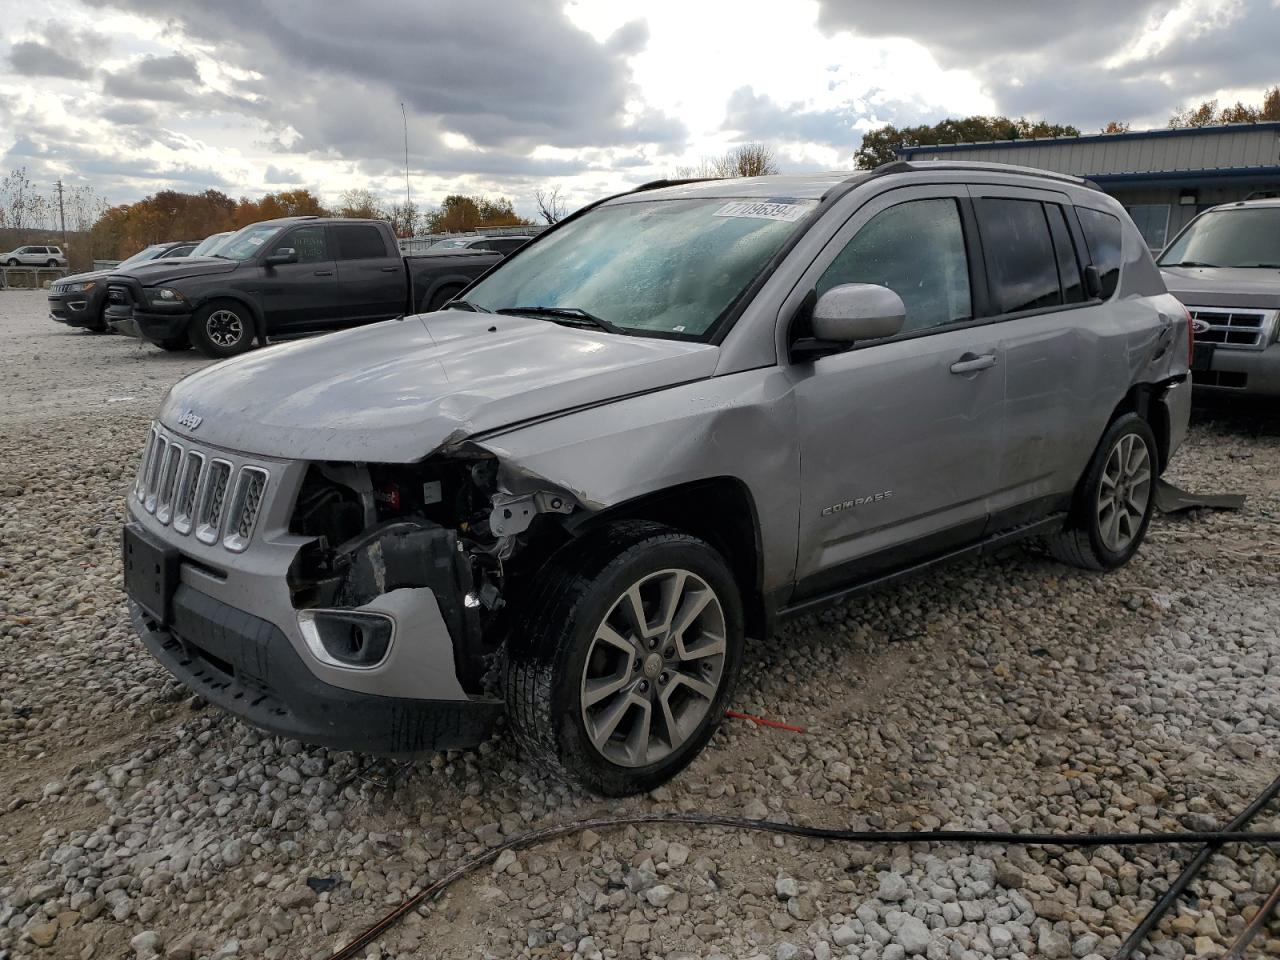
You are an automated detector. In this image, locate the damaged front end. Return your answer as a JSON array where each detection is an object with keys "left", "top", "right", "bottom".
[{"left": 285, "top": 445, "right": 578, "bottom": 694}]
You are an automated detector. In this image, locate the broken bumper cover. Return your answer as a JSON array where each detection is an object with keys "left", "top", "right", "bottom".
[{"left": 131, "top": 589, "right": 501, "bottom": 755}]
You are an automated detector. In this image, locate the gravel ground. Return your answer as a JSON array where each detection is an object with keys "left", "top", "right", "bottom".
[{"left": 1, "top": 288, "right": 1278, "bottom": 960}]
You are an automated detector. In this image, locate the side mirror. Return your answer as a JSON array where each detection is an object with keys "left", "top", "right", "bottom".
[
  {"left": 264, "top": 247, "right": 298, "bottom": 267},
  {"left": 1083, "top": 265, "right": 1103, "bottom": 299},
  {"left": 793, "top": 283, "right": 906, "bottom": 361}
]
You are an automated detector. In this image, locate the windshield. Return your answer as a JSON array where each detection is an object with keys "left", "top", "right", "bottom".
[
  {"left": 117, "top": 244, "right": 169, "bottom": 269},
  {"left": 190, "top": 233, "right": 230, "bottom": 257},
  {"left": 432, "top": 238, "right": 473, "bottom": 249},
  {"left": 463, "top": 197, "right": 817, "bottom": 338},
  {"left": 1159, "top": 208, "right": 1280, "bottom": 268},
  {"left": 215, "top": 223, "right": 283, "bottom": 261}
]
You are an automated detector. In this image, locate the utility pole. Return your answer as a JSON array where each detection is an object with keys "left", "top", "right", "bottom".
[
  {"left": 55, "top": 179, "right": 66, "bottom": 245},
  {"left": 401, "top": 102, "right": 412, "bottom": 233}
]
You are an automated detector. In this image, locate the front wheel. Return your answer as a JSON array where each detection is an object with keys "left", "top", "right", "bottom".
[
  {"left": 1049, "top": 412, "right": 1157, "bottom": 571},
  {"left": 189, "top": 301, "right": 253, "bottom": 359},
  {"left": 505, "top": 521, "right": 744, "bottom": 796},
  {"left": 5, "top": 259, "right": 17, "bottom": 266}
]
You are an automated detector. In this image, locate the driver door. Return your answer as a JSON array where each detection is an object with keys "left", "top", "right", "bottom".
[{"left": 789, "top": 185, "right": 1006, "bottom": 598}]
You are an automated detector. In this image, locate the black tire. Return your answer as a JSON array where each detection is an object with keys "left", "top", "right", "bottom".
[
  {"left": 46, "top": 259, "right": 57, "bottom": 267},
  {"left": 156, "top": 336, "right": 191, "bottom": 352},
  {"left": 1048, "top": 412, "right": 1158, "bottom": 571},
  {"left": 189, "top": 300, "right": 253, "bottom": 359},
  {"left": 5, "top": 259, "right": 17, "bottom": 266},
  {"left": 505, "top": 520, "right": 745, "bottom": 796},
  {"left": 86, "top": 304, "right": 109, "bottom": 334},
  {"left": 425, "top": 285, "right": 463, "bottom": 312}
]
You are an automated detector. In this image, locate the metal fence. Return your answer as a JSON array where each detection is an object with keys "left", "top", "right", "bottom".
[
  {"left": 398, "top": 224, "right": 547, "bottom": 256},
  {"left": 0, "top": 266, "right": 70, "bottom": 290}
]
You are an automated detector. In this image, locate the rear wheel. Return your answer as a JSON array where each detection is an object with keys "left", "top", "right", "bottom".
[
  {"left": 1049, "top": 412, "right": 1157, "bottom": 571},
  {"left": 505, "top": 521, "right": 744, "bottom": 796},
  {"left": 46, "top": 259, "right": 57, "bottom": 267},
  {"left": 190, "top": 300, "right": 253, "bottom": 359}
]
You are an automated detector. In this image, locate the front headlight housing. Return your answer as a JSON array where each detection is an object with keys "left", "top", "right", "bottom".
[
  {"left": 60, "top": 280, "right": 96, "bottom": 294},
  {"left": 145, "top": 287, "right": 187, "bottom": 305}
]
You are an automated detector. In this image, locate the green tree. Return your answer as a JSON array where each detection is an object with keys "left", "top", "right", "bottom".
[
  {"left": 854, "top": 116, "right": 1081, "bottom": 169},
  {"left": 424, "top": 194, "right": 530, "bottom": 233}
]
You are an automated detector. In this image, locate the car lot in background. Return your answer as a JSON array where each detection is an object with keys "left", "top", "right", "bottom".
[
  {"left": 423, "top": 234, "right": 533, "bottom": 255},
  {"left": 3, "top": 243, "right": 67, "bottom": 266},
  {"left": 48, "top": 239, "right": 201, "bottom": 332},
  {"left": 103, "top": 217, "right": 501, "bottom": 356},
  {"left": 1158, "top": 198, "right": 1280, "bottom": 397}
]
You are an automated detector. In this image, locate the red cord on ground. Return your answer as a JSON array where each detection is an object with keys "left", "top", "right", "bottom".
[{"left": 725, "top": 710, "right": 806, "bottom": 733}]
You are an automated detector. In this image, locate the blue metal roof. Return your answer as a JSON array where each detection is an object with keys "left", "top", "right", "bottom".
[
  {"left": 896, "top": 121, "right": 1280, "bottom": 156},
  {"left": 1088, "top": 166, "right": 1280, "bottom": 185}
]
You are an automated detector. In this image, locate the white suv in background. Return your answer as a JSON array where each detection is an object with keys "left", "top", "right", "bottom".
[{"left": 3, "top": 245, "right": 68, "bottom": 267}]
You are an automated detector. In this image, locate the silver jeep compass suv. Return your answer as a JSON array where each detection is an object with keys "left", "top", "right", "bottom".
[{"left": 124, "top": 162, "right": 1191, "bottom": 796}]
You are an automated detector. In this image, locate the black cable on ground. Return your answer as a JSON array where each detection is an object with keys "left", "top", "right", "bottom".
[
  {"left": 1222, "top": 876, "right": 1280, "bottom": 960},
  {"left": 324, "top": 804, "right": 1280, "bottom": 960},
  {"left": 1113, "top": 771, "right": 1280, "bottom": 960}
]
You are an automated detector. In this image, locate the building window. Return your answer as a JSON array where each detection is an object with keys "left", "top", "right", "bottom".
[{"left": 1124, "top": 204, "right": 1170, "bottom": 251}]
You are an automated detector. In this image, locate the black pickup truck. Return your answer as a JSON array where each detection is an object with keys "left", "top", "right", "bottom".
[{"left": 104, "top": 217, "right": 501, "bottom": 357}]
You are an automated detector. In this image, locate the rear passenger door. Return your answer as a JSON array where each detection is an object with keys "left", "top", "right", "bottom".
[
  {"left": 967, "top": 186, "right": 1103, "bottom": 526},
  {"left": 332, "top": 223, "right": 405, "bottom": 323},
  {"left": 791, "top": 185, "right": 1005, "bottom": 595}
]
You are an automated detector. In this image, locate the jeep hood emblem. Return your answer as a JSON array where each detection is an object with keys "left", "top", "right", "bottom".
[{"left": 177, "top": 409, "right": 203, "bottom": 430}]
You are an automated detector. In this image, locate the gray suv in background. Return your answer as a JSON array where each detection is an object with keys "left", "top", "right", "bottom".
[
  {"left": 123, "top": 162, "right": 1190, "bottom": 795},
  {"left": 1158, "top": 198, "right": 1280, "bottom": 396}
]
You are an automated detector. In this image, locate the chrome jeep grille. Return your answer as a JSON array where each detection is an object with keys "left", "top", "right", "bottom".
[
  {"left": 1189, "top": 308, "right": 1276, "bottom": 351},
  {"left": 134, "top": 424, "right": 271, "bottom": 550}
]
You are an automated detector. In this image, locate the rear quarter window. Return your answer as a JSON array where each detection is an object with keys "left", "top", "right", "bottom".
[
  {"left": 333, "top": 224, "right": 389, "bottom": 260},
  {"left": 1075, "top": 207, "right": 1123, "bottom": 299}
]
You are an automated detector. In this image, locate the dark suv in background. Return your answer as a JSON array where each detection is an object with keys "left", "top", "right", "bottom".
[{"left": 49, "top": 240, "right": 199, "bottom": 332}]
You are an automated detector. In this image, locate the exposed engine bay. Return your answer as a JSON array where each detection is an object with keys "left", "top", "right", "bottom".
[{"left": 285, "top": 448, "right": 577, "bottom": 693}]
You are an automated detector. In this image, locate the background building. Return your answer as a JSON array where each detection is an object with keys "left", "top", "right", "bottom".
[{"left": 896, "top": 122, "right": 1280, "bottom": 251}]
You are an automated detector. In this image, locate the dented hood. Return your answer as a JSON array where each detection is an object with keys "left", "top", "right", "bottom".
[{"left": 159, "top": 310, "right": 719, "bottom": 461}]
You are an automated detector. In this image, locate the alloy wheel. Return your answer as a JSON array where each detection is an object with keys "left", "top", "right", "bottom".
[
  {"left": 1097, "top": 433, "right": 1152, "bottom": 553},
  {"left": 207, "top": 309, "right": 244, "bottom": 348},
  {"left": 579, "top": 568, "right": 726, "bottom": 768}
]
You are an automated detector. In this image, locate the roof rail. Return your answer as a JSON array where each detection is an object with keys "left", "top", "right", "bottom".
[
  {"left": 869, "top": 159, "right": 1097, "bottom": 189},
  {"left": 630, "top": 177, "right": 724, "bottom": 193}
]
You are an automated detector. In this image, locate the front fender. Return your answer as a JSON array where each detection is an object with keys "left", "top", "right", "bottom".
[{"left": 473, "top": 368, "right": 800, "bottom": 593}]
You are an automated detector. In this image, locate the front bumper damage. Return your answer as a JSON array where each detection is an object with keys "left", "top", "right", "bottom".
[{"left": 123, "top": 423, "right": 510, "bottom": 756}]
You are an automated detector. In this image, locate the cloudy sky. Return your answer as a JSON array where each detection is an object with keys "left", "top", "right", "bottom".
[{"left": 1, "top": 0, "right": 1276, "bottom": 220}]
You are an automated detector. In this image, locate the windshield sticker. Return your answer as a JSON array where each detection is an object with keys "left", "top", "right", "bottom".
[
  {"left": 246, "top": 235, "right": 265, "bottom": 246},
  {"left": 713, "top": 200, "right": 811, "bottom": 223}
]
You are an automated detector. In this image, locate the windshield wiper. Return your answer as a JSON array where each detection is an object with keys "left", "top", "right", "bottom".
[
  {"left": 1237, "top": 262, "right": 1280, "bottom": 268},
  {"left": 448, "top": 299, "right": 492, "bottom": 313},
  {"left": 496, "top": 306, "right": 626, "bottom": 335},
  {"left": 1163, "top": 260, "right": 1220, "bottom": 268}
]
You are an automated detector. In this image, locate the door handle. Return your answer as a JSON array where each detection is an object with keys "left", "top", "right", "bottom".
[
  {"left": 380, "top": 266, "right": 399, "bottom": 272},
  {"left": 949, "top": 353, "right": 997, "bottom": 374},
  {"left": 313, "top": 270, "right": 334, "bottom": 277}
]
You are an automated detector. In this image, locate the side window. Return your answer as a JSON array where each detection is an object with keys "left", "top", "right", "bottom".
[
  {"left": 1075, "top": 207, "right": 1123, "bottom": 299},
  {"left": 333, "top": 224, "right": 388, "bottom": 260},
  {"left": 1045, "top": 204, "right": 1084, "bottom": 304},
  {"left": 974, "top": 198, "right": 1061, "bottom": 314},
  {"left": 1123, "top": 203, "right": 1169, "bottom": 251},
  {"left": 469, "top": 239, "right": 492, "bottom": 251},
  {"left": 816, "top": 197, "right": 972, "bottom": 333},
  {"left": 281, "top": 226, "right": 329, "bottom": 263}
]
